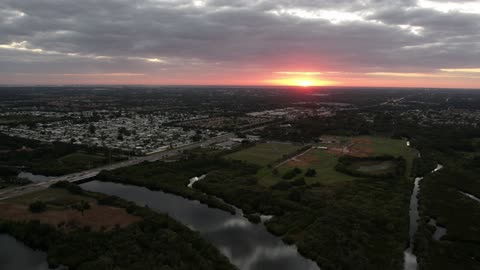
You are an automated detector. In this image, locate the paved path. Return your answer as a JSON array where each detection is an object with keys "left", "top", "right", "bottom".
[{"left": 274, "top": 146, "right": 314, "bottom": 169}]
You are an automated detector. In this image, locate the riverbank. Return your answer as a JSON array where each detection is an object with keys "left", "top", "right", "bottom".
[
  {"left": 195, "top": 167, "right": 411, "bottom": 270},
  {"left": 81, "top": 180, "right": 320, "bottom": 270},
  {"left": 0, "top": 234, "right": 56, "bottom": 270},
  {"left": 0, "top": 182, "right": 237, "bottom": 270},
  {"left": 94, "top": 157, "right": 260, "bottom": 214},
  {"left": 404, "top": 164, "right": 444, "bottom": 270},
  {"left": 90, "top": 138, "right": 414, "bottom": 270},
  {"left": 414, "top": 153, "right": 480, "bottom": 270}
]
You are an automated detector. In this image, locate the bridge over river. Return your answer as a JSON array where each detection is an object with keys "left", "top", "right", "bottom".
[{"left": 0, "top": 133, "right": 233, "bottom": 201}]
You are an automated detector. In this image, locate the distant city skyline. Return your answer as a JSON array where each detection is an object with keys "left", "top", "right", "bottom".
[{"left": 1, "top": 0, "right": 479, "bottom": 88}]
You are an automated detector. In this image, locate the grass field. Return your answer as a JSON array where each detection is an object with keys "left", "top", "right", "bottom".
[
  {"left": 259, "top": 149, "right": 355, "bottom": 186},
  {"left": 225, "top": 143, "right": 302, "bottom": 166},
  {"left": 360, "top": 136, "right": 417, "bottom": 174},
  {"left": 7, "top": 188, "right": 95, "bottom": 208},
  {"left": 3, "top": 188, "right": 140, "bottom": 231},
  {"left": 253, "top": 136, "right": 416, "bottom": 186}
]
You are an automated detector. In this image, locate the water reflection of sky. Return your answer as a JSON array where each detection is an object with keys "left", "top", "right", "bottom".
[
  {"left": 17, "top": 172, "right": 54, "bottom": 183},
  {"left": 0, "top": 234, "right": 52, "bottom": 270},
  {"left": 404, "top": 164, "right": 445, "bottom": 270},
  {"left": 81, "top": 181, "right": 320, "bottom": 270}
]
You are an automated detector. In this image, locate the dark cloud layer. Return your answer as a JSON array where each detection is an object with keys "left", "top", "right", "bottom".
[{"left": 0, "top": 0, "right": 479, "bottom": 86}]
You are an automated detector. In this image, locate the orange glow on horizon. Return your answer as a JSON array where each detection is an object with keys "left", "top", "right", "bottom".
[
  {"left": 2, "top": 69, "right": 479, "bottom": 89},
  {"left": 299, "top": 80, "right": 312, "bottom": 87},
  {"left": 265, "top": 70, "right": 339, "bottom": 87},
  {"left": 266, "top": 77, "right": 338, "bottom": 87}
]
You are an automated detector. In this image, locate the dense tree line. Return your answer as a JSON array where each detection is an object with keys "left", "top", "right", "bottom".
[
  {"left": 413, "top": 149, "right": 480, "bottom": 269},
  {"left": 15, "top": 109, "right": 475, "bottom": 270},
  {"left": 96, "top": 157, "right": 260, "bottom": 214},
  {"left": 375, "top": 114, "right": 480, "bottom": 269},
  {"left": 261, "top": 112, "right": 371, "bottom": 143},
  {"left": 0, "top": 166, "right": 32, "bottom": 188},
  {"left": 0, "top": 184, "right": 237, "bottom": 270},
  {"left": 0, "top": 133, "right": 125, "bottom": 176},
  {"left": 195, "top": 165, "right": 410, "bottom": 270},
  {"left": 201, "top": 108, "right": 480, "bottom": 269},
  {"left": 96, "top": 134, "right": 416, "bottom": 269}
]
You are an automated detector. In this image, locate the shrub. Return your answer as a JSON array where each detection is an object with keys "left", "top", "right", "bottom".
[
  {"left": 292, "top": 177, "right": 306, "bottom": 186},
  {"left": 282, "top": 167, "right": 302, "bottom": 180},
  {"left": 245, "top": 214, "right": 261, "bottom": 224},
  {"left": 29, "top": 201, "right": 47, "bottom": 213},
  {"left": 288, "top": 189, "right": 303, "bottom": 202},
  {"left": 272, "top": 181, "right": 292, "bottom": 190},
  {"left": 282, "top": 170, "right": 296, "bottom": 180},
  {"left": 305, "top": 168, "right": 317, "bottom": 177},
  {"left": 72, "top": 200, "right": 91, "bottom": 215}
]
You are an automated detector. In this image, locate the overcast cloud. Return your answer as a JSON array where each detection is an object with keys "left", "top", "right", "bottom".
[{"left": 0, "top": 0, "right": 479, "bottom": 87}]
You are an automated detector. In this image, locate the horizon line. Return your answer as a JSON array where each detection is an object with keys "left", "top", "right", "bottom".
[{"left": 0, "top": 84, "right": 479, "bottom": 90}]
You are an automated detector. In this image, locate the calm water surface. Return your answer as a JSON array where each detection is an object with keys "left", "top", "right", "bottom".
[
  {"left": 404, "top": 164, "right": 444, "bottom": 270},
  {"left": 0, "top": 234, "right": 52, "bottom": 270},
  {"left": 81, "top": 180, "right": 320, "bottom": 270},
  {"left": 17, "top": 172, "right": 54, "bottom": 183}
]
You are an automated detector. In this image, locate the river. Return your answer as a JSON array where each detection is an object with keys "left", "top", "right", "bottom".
[
  {"left": 1, "top": 175, "right": 56, "bottom": 270},
  {"left": 428, "top": 219, "right": 447, "bottom": 241},
  {"left": 0, "top": 234, "right": 53, "bottom": 270},
  {"left": 17, "top": 172, "right": 55, "bottom": 183},
  {"left": 404, "top": 164, "right": 443, "bottom": 270},
  {"left": 81, "top": 180, "right": 320, "bottom": 270}
]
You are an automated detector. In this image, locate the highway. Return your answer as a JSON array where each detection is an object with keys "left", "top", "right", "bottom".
[{"left": 0, "top": 133, "right": 234, "bottom": 201}]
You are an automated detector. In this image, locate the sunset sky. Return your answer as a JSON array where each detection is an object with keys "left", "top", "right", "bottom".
[{"left": 1, "top": 0, "right": 479, "bottom": 88}]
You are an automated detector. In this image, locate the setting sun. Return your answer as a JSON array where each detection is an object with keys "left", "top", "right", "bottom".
[
  {"left": 266, "top": 76, "right": 337, "bottom": 87},
  {"left": 299, "top": 80, "right": 313, "bottom": 87}
]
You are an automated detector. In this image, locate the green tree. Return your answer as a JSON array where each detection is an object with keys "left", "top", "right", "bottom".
[
  {"left": 29, "top": 201, "right": 47, "bottom": 213},
  {"left": 305, "top": 168, "right": 317, "bottom": 177}
]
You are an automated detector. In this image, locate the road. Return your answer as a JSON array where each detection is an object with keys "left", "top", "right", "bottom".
[
  {"left": 360, "top": 93, "right": 419, "bottom": 109},
  {"left": 0, "top": 132, "right": 234, "bottom": 201}
]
